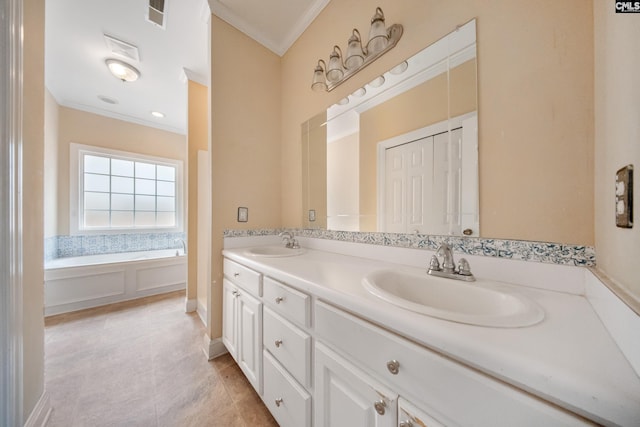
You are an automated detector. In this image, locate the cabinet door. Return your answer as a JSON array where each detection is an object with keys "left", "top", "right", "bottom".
[
  {"left": 222, "top": 279, "right": 238, "bottom": 359},
  {"left": 398, "top": 398, "right": 446, "bottom": 427},
  {"left": 315, "top": 342, "right": 398, "bottom": 427},
  {"left": 238, "top": 290, "right": 262, "bottom": 394}
]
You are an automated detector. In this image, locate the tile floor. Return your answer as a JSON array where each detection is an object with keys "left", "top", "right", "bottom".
[{"left": 45, "top": 291, "right": 279, "bottom": 427}]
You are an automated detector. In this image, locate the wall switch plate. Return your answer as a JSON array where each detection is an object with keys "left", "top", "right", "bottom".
[
  {"left": 615, "top": 164, "right": 633, "bottom": 228},
  {"left": 308, "top": 209, "right": 316, "bottom": 222},
  {"left": 237, "top": 207, "right": 248, "bottom": 222}
]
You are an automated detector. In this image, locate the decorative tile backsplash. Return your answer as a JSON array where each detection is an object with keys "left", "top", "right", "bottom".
[
  {"left": 45, "top": 232, "right": 187, "bottom": 261},
  {"left": 223, "top": 228, "right": 596, "bottom": 267}
]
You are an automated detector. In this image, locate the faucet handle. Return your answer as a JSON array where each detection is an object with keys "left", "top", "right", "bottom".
[
  {"left": 427, "top": 255, "right": 441, "bottom": 272},
  {"left": 457, "top": 258, "right": 473, "bottom": 276}
]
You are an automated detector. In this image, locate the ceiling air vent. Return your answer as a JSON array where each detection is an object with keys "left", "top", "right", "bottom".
[
  {"left": 147, "top": 0, "right": 166, "bottom": 29},
  {"left": 104, "top": 35, "right": 140, "bottom": 62}
]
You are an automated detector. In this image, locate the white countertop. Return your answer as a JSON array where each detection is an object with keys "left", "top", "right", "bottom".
[{"left": 223, "top": 245, "right": 640, "bottom": 426}]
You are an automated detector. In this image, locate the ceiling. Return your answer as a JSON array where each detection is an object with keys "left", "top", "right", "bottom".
[{"left": 45, "top": 0, "right": 330, "bottom": 135}]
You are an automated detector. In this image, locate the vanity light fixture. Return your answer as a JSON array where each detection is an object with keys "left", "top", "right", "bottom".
[
  {"left": 105, "top": 58, "right": 140, "bottom": 82},
  {"left": 311, "top": 7, "right": 403, "bottom": 92}
]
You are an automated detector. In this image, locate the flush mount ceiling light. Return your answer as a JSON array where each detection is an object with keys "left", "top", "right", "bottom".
[
  {"left": 311, "top": 7, "right": 403, "bottom": 92},
  {"left": 105, "top": 58, "right": 140, "bottom": 82}
]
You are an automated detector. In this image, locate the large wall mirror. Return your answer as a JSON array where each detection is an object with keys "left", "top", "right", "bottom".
[{"left": 301, "top": 20, "right": 478, "bottom": 236}]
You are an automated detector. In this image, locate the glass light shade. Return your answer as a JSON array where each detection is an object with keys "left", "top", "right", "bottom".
[
  {"left": 344, "top": 29, "right": 365, "bottom": 70},
  {"left": 106, "top": 59, "right": 140, "bottom": 82},
  {"left": 311, "top": 60, "right": 327, "bottom": 91},
  {"left": 326, "top": 46, "right": 344, "bottom": 83},
  {"left": 367, "top": 7, "right": 388, "bottom": 54}
]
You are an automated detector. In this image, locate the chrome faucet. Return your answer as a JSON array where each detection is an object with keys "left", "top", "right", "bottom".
[
  {"left": 278, "top": 231, "right": 300, "bottom": 249},
  {"left": 427, "top": 243, "right": 475, "bottom": 282},
  {"left": 174, "top": 238, "right": 187, "bottom": 255}
]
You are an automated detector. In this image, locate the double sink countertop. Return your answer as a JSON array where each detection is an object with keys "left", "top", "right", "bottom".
[{"left": 223, "top": 245, "right": 640, "bottom": 426}]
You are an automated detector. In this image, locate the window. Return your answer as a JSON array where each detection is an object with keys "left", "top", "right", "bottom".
[{"left": 71, "top": 144, "right": 183, "bottom": 233}]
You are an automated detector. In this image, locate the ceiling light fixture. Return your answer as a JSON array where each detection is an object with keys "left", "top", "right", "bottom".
[
  {"left": 151, "top": 111, "right": 165, "bottom": 118},
  {"left": 105, "top": 58, "right": 140, "bottom": 82},
  {"left": 311, "top": 7, "right": 403, "bottom": 92}
]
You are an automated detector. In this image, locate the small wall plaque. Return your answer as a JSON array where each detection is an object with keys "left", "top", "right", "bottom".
[{"left": 237, "top": 207, "right": 248, "bottom": 223}]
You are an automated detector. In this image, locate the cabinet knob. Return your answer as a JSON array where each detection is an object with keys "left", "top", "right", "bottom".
[
  {"left": 399, "top": 421, "right": 413, "bottom": 427},
  {"left": 373, "top": 400, "right": 386, "bottom": 416},
  {"left": 275, "top": 296, "right": 284, "bottom": 304},
  {"left": 386, "top": 359, "right": 400, "bottom": 375},
  {"left": 231, "top": 290, "right": 238, "bottom": 297},
  {"left": 275, "top": 398, "right": 283, "bottom": 407},
  {"left": 275, "top": 339, "right": 283, "bottom": 348}
]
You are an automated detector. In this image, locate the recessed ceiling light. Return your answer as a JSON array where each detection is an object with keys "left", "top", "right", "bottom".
[
  {"left": 97, "top": 95, "right": 118, "bottom": 105},
  {"left": 151, "top": 111, "right": 165, "bottom": 118}
]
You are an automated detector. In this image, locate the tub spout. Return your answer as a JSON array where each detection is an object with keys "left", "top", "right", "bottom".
[{"left": 174, "top": 239, "right": 187, "bottom": 255}]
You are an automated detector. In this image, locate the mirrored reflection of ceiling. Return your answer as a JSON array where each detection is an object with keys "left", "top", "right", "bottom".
[
  {"left": 45, "top": 0, "right": 330, "bottom": 136},
  {"left": 45, "top": 0, "right": 210, "bottom": 135}
]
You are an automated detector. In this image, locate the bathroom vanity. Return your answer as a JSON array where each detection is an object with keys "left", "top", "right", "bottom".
[{"left": 221, "top": 240, "right": 640, "bottom": 426}]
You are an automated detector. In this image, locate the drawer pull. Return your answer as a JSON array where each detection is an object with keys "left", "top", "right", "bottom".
[
  {"left": 399, "top": 422, "right": 412, "bottom": 427},
  {"left": 373, "top": 400, "right": 386, "bottom": 416},
  {"left": 275, "top": 398, "right": 284, "bottom": 407},
  {"left": 275, "top": 296, "right": 284, "bottom": 304},
  {"left": 386, "top": 359, "right": 400, "bottom": 375},
  {"left": 233, "top": 272, "right": 240, "bottom": 277},
  {"left": 274, "top": 339, "right": 283, "bottom": 348}
]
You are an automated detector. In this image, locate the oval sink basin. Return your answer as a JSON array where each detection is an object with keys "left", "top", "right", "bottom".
[
  {"left": 363, "top": 269, "right": 544, "bottom": 328},
  {"left": 244, "top": 246, "right": 306, "bottom": 257}
]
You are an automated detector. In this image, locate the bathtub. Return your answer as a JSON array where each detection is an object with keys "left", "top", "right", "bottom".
[{"left": 44, "top": 249, "right": 186, "bottom": 316}]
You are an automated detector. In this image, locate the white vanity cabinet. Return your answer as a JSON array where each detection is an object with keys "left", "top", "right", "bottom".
[
  {"left": 222, "top": 259, "right": 263, "bottom": 395},
  {"left": 222, "top": 254, "right": 597, "bottom": 427}
]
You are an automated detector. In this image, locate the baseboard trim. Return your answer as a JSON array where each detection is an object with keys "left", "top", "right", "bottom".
[
  {"left": 24, "top": 391, "right": 52, "bottom": 427},
  {"left": 196, "top": 300, "right": 207, "bottom": 327},
  {"left": 185, "top": 298, "right": 197, "bottom": 313},
  {"left": 202, "top": 334, "right": 228, "bottom": 360}
]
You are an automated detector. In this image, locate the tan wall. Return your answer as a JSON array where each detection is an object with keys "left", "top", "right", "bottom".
[
  {"left": 23, "top": 0, "right": 45, "bottom": 418},
  {"left": 594, "top": 1, "right": 640, "bottom": 301},
  {"left": 187, "top": 80, "right": 209, "bottom": 302},
  {"left": 44, "top": 89, "right": 60, "bottom": 238},
  {"left": 55, "top": 107, "right": 186, "bottom": 235},
  {"left": 209, "top": 16, "right": 281, "bottom": 338},
  {"left": 281, "top": 0, "right": 594, "bottom": 246}
]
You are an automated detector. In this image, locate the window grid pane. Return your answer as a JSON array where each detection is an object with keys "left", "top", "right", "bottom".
[{"left": 81, "top": 153, "right": 178, "bottom": 230}]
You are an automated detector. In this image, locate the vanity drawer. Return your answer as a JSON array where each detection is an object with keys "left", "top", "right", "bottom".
[
  {"left": 263, "top": 307, "right": 311, "bottom": 388},
  {"left": 315, "top": 300, "right": 590, "bottom": 427},
  {"left": 263, "top": 350, "right": 312, "bottom": 427},
  {"left": 223, "top": 258, "right": 261, "bottom": 297},
  {"left": 263, "top": 277, "right": 310, "bottom": 327}
]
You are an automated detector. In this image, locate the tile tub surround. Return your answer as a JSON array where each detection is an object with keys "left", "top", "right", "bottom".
[
  {"left": 223, "top": 228, "right": 596, "bottom": 267},
  {"left": 45, "top": 232, "right": 187, "bottom": 260}
]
